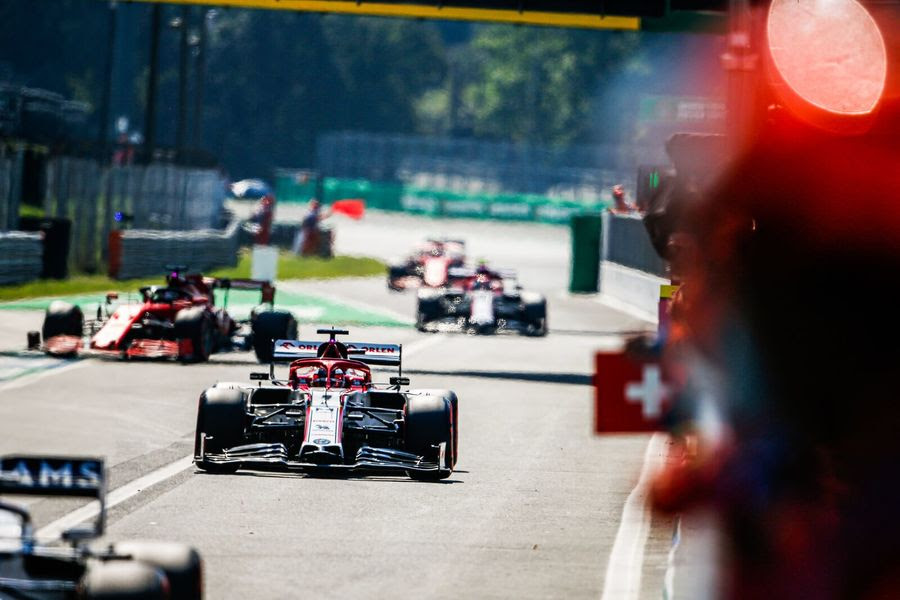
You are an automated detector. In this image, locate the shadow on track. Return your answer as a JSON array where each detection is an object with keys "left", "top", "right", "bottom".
[{"left": 404, "top": 368, "right": 591, "bottom": 386}]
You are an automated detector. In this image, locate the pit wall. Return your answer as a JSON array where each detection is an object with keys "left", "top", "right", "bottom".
[{"left": 599, "top": 211, "right": 668, "bottom": 322}]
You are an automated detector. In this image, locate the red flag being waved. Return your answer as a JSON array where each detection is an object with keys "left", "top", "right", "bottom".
[{"left": 330, "top": 199, "right": 365, "bottom": 220}]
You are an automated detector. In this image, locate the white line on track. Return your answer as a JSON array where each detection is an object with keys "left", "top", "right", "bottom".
[
  {"left": 36, "top": 456, "right": 194, "bottom": 541},
  {"left": 0, "top": 358, "right": 91, "bottom": 393},
  {"left": 34, "top": 333, "right": 445, "bottom": 539},
  {"left": 600, "top": 432, "right": 668, "bottom": 600}
]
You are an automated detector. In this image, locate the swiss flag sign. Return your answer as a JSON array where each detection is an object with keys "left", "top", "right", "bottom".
[{"left": 594, "top": 351, "right": 668, "bottom": 433}]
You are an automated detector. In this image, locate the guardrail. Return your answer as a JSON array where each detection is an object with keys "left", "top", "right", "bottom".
[{"left": 0, "top": 231, "right": 42, "bottom": 285}]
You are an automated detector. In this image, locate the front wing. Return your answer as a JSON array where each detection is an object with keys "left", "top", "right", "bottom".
[{"left": 197, "top": 442, "right": 450, "bottom": 476}]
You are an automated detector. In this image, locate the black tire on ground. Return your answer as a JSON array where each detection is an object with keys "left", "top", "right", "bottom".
[
  {"left": 175, "top": 308, "right": 214, "bottom": 362},
  {"left": 410, "top": 389, "right": 458, "bottom": 468},
  {"left": 387, "top": 263, "right": 410, "bottom": 291},
  {"left": 251, "top": 310, "right": 298, "bottom": 363},
  {"left": 415, "top": 293, "right": 443, "bottom": 331},
  {"left": 81, "top": 561, "right": 168, "bottom": 599},
  {"left": 195, "top": 387, "right": 246, "bottom": 474},
  {"left": 41, "top": 301, "right": 83, "bottom": 340},
  {"left": 521, "top": 295, "right": 548, "bottom": 337},
  {"left": 405, "top": 394, "right": 454, "bottom": 481},
  {"left": 114, "top": 541, "right": 203, "bottom": 600}
]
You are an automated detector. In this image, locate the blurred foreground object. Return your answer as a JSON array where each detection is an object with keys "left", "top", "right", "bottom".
[
  {"left": 672, "top": 128, "right": 900, "bottom": 599},
  {"left": 766, "top": 0, "right": 887, "bottom": 134}
]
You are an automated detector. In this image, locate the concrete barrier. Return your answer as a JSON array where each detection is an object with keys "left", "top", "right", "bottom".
[{"left": 584, "top": 211, "right": 670, "bottom": 323}]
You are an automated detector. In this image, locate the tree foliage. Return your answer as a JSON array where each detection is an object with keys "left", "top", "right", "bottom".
[
  {"left": 455, "top": 26, "right": 640, "bottom": 145},
  {"left": 0, "top": 1, "right": 642, "bottom": 174}
]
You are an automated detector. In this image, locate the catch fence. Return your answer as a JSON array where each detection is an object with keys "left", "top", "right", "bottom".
[{"left": 42, "top": 159, "right": 228, "bottom": 274}]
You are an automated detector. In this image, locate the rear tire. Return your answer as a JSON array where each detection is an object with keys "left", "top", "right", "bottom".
[
  {"left": 195, "top": 387, "right": 245, "bottom": 474},
  {"left": 113, "top": 541, "right": 202, "bottom": 600},
  {"left": 415, "top": 292, "right": 443, "bottom": 332},
  {"left": 175, "top": 308, "right": 214, "bottom": 362},
  {"left": 522, "top": 295, "right": 548, "bottom": 337},
  {"left": 405, "top": 394, "right": 454, "bottom": 481},
  {"left": 81, "top": 561, "right": 168, "bottom": 599},
  {"left": 252, "top": 310, "right": 297, "bottom": 363},
  {"left": 42, "top": 301, "right": 83, "bottom": 341}
]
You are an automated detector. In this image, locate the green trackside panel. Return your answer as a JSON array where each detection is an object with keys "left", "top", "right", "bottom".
[
  {"left": 275, "top": 176, "right": 317, "bottom": 203},
  {"left": 441, "top": 193, "right": 487, "bottom": 219},
  {"left": 535, "top": 201, "right": 586, "bottom": 224},
  {"left": 569, "top": 213, "right": 604, "bottom": 293},
  {"left": 400, "top": 189, "right": 442, "bottom": 216}
]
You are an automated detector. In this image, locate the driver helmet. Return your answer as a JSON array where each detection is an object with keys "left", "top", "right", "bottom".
[
  {"left": 312, "top": 367, "right": 328, "bottom": 387},
  {"left": 331, "top": 368, "right": 345, "bottom": 388}
]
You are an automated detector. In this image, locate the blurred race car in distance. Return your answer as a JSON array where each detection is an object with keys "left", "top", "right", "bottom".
[
  {"left": 194, "top": 329, "right": 458, "bottom": 480},
  {"left": 0, "top": 455, "right": 202, "bottom": 599},
  {"left": 387, "top": 238, "right": 466, "bottom": 291},
  {"left": 37, "top": 266, "right": 297, "bottom": 363},
  {"left": 416, "top": 265, "right": 547, "bottom": 336}
]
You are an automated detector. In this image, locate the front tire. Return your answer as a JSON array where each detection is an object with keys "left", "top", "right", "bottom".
[
  {"left": 405, "top": 394, "right": 454, "bottom": 481},
  {"left": 195, "top": 387, "right": 246, "bottom": 474},
  {"left": 41, "top": 301, "right": 83, "bottom": 353},
  {"left": 81, "top": 561, "right": 168, "bottom": 599},
  {"left": 112, "top": 541, "right": 202, "bottom": 600}
]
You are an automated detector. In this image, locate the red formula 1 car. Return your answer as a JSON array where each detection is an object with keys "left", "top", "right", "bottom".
[
  {"left": 387, "top": 238, "right": 466, "bottom": 291},
  {"left": 38, "top": 267, "right": 297, "bottom": 363}
]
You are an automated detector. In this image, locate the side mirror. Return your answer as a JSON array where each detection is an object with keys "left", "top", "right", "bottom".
[
  {"left": 389, "top": 377, "right": 410, "bottom": 387},
  {"left": 250, "top": 372, "right": 270, "bottom": 381},
  {"left": 105, "top": 292, "right": 119, "bottom": 304}
]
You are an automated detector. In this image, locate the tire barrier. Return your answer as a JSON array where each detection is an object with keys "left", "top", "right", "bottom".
[
  {"left": 0, "top": 231, "right": 42, "bottom": 285},
  {"left": 108, "top": 220, "right": 240, "bottom": 280}
]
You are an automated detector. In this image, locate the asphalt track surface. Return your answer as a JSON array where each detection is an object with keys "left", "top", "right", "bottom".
[{"left": 0, "top": 212, "right": 689, "bottom": 599}]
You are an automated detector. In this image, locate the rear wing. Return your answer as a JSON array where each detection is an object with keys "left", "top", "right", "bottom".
[
  {"left": 448, "top": 267, "right": 517, "bottom": 280},
  {"left": 0, "top": 455, "right": 106, "bottom": 538},
  {"left": 272, "top": 339, "right": 402, "bottom": 367},
  {"left": 208, "top": 278, "right": 276, "bottom": 304}
]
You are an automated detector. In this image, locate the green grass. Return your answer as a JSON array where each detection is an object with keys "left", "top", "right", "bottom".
[
  {"left": 18, "top": 205, "right": 46, "bottom": 219},
  {"left": 0, "top": 251, "right": 385, "bottom": 302}
]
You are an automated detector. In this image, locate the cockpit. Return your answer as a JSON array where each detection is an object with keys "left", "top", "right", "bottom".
[{"left": 289, "top": 359, "right": 371, "bottom": 390}]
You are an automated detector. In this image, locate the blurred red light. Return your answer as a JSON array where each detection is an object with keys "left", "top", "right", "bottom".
[{"left": 767, "top": 0, "right": 886, "bottom": 126}]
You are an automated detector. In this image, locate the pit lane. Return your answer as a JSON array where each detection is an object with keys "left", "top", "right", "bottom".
[{"left": 0, "top": 215, "right": 679, "bottom": 599}]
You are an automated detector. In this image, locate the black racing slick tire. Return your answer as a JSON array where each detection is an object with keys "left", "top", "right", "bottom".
[
  {"left": 411, "top": 389, "right": 458, "bottom": 469},
  {"left": 41, "top": 301, "right": 83, "bottom": 340},
  {"left": 387, "top": 263, "right": 409, "bottom": 291},
  {"left": 252, "top": 310, "right": 298, "bottom": 363},
  {"left": 195, "top": 387, "right": 245, "bottom": 474},
  {"left": 175, "top": 308, "right": 214, "bottom": 363},
  {"left": 415, "top": 292, "right": 443, "bottom": 332},
  {"left": 522, "top": 295, "right": 548, "bottom": 337},
  {"left": 405, "top": 394, "right": 454, "bottom": 481},
  {"left": 81, "top": 561, "right": 168, "bottom": 599},
  {"left": 113, "top": 541, "right": 203, "bottom": 600}
]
